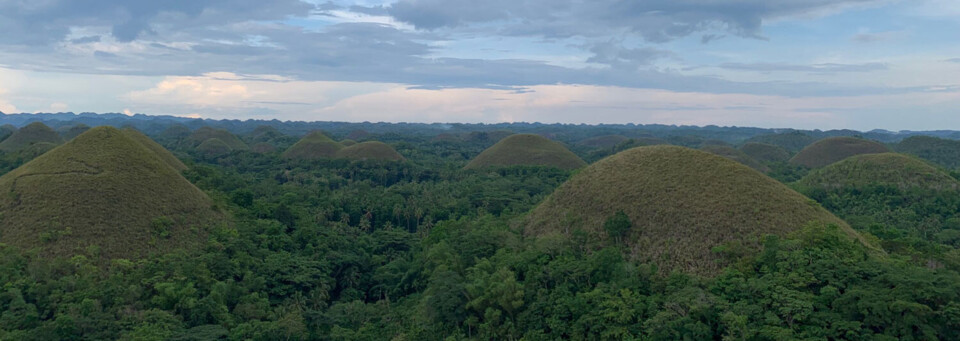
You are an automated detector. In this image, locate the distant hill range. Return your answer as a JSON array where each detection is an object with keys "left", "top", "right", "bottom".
[{"left": 2, "top": 111, "right": 960, "bottom": 145}]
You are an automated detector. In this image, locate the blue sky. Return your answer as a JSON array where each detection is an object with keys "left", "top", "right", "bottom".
[{"left": 0, "top": 0, "right": 958, "bottom": 130}]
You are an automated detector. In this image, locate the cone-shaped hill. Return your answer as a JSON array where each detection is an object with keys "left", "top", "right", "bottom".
[
  {"left": 525, "top": 145, "right": 861, "bottom": 275},
  {"left": 59, "top": 124, "right": 90, "bottom": 141},
  {"left": 579, "top": 135, "right": 629, "bottom": 149},
  {"left": 740, "top": 142, "right": 792, "bottom": 163},
  {"left": 122, "top": 128, "right": 187, "bottom": 171},
  {"left": 799, "top": 153, "right": 959, "bottom": 191},
  {"left": 789, "top": 137, "right": 890, "bottom": 168},
  {"left": 340, "top": 139, "right": 358, "bottom": 146},
  {"left": 464, "top": 134, "right": 586, "bottom": 170},
  {"left": 894, "top": 135, "right": 960, "bottom": 169},
  {"left": 0, "top": 124, "right": 17, "bottom": 142},
  {"left": 699, "top": 145, "right": 769, "bottom": 172},
  {"left": 336, "top": 141, "right": 405, "bottom": 161},
  {"left": 0, "top": 127, "right": 224, "bottom": 259},
  {"left": 0, "top": 122, "right": 63, "bottom": 152},
  {"left": 282, "top": 131, "right": 344, "bottom": 160},
  {"left": 746, "top": 131, "right": 816, "bottom": 152},
  {"left": 197, "top": 138, "right": 233, "bottom": 158},
  {"left": 185, "top": 127, "right": 248, "bottom": 150}
]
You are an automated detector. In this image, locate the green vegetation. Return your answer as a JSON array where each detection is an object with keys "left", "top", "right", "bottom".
[
  {"left": 2, "top": 121, "right": 960, "bottom": 340},
  {"left": 340, "top": 139, "right": 358, "bottom": 146},
  {"left": 0, "top": 124, "right": 16, "bottom": 142},
  {"left": 895, "top": 135, "right": 960, "bottom": 169},
  {"left": 740, "top": 142, "right": 792, "bottom": 163},
  {"left": 578, "top": 135, "right": 629, "bottom": 148},
  {"left": 797, "top": 153, "right": 960, "bottom": 268},
  {"left": 185, "top": 127, "right": 248, "bottom": 150},
  {"left": 465, "top": 134, "right": 586, "bottom": 170},
  {"left": 197, "top": 138, "right": 233, "bottom": 158},
  {"left": 282, "top": 131, "right": 344, "bottom": 160},
  {"left": 799, "top": 153, "right": 957, "bottom": 191},
  {"left": 526, "top": 145, "right": 858, "bottom": 275},
  {"left": 251, "top": 142, "right": 277, "bottom": 153},
  {"left": 789, "top": 136, "right": 891, "bottom": 168},
  {"left": 0, "top": 122, "right": 63, "bottom": 152},
  {"left": 0, "top": 126, "right": 223, "bottom": 260},
  {"left": 122, "top": 128, "right": 188, "bottom": 171},
  {"left": 699, "top": 145, "right": 770, "bottom": 172},
  {"left": 745, "top": 131, "right": 816, "bottom": 152},
  {"left": 336, "top": 141, "right": 404, "bottom": 161},
  {"left": 59, "top": 123, "right": 90, "bottom": 140}
]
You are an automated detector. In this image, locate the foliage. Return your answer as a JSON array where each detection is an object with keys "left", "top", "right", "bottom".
[
  {"left": 464, "top": 134, "right": 586, "bottom": 170},
  {"left": 895, "top": 135, "right": 960, "bottom": 170},
  {"left": 0, "top": 122, "right": 63, "bottom": 152}
]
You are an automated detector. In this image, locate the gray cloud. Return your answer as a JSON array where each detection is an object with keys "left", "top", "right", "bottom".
[
  {"left": 0, "top": 0, "right": 314, "bottom": 45},
  {"left": 719, "top": 62, "right": 888, "bottom": 73},
  {"left": 384, "top": 0, "right": 882, "bottom": 42},
  {"left": 585, "top": 41, "right": 672, "bottom": 69},
  {"left": 946, "top": 58, "right": 960, "bottom": 63}
]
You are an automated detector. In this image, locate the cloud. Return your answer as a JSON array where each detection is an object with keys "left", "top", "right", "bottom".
[
  {"left": 385, "top": 0, "right": 884, "bottom": 41},
  {"left": 0, "top": 0, "right": 315, "bottom": 45},
  {"left": 851, "top": 31, "right": 904, "bottom": 43},
  {"left": 0, "top": 88, "right": 17, "bottom": 113},
  {"left": 585, "top": 41, "right": 673, "bottom": 69},
  {"left": 719, "top": 62, "right": 888, "bottom": 73},
  {"left": 946, "top": 58, "right": 960, "bottom": 63}
]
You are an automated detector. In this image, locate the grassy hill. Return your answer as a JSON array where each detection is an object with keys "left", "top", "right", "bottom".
[
  {"left": 197, "top": 138, "right": 233, "bottom": 158},
  {"left": 0, "top": 126, "right": 224, "bottom": 260},
  {"left": 59, "top": 124, "right": 90, "bottom": 141},
  {"left": 251, "top": 142, "right": 277, "bottom": 153},
  {"left": 789, "top": 137, "right": 891, "bottom": 168},
  {"left": 579, "top": 135, "right": 629, "bottom": 149},
  {"left": 340, "top": 139, "right": 358, "bottom": 146},
  {"left": 700, "top": 145, "right": 770, "bottom": 172},
  {"left": 0, "top": 124, "right": 16, "bottom": 142},
  {"left": 746, "top": 131, "right": 816, "bottom": 152},
  {"left": 798, "top": 153, "right": 958, "bottom": 191},
  {"left": 282, "top": 131, "right": 344, "bottom": 160},
  {"left": 185, "top": 127, "right": 248, "bottom": 150},
  {"left": 0, "top": 122, "right": 63, "bottom": 152},
  {"left": 122, "top": 128, "right": 188, "bottom": 171},
  {"left": 895, "top": 135, "right": 960, "bottom": 169},
  {"left": 525, "top": 145, "right": 862, "bottom": 275},
  {"left": 336, "top": 141, "right": 405, "bottom": 161},
  {"left": 740, "top": 142, "right": 792, "bottom": 163},
  {"left": 464, "top": 134, "right": 586, "bottom": 170}
]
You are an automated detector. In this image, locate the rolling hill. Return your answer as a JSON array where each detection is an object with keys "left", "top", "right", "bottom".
[
  {"left": 525, "top": 145, "right": 862, "bottom": 275},
  {"left": 336, "top": 141, "right": 405, "bottom": 161},
  {"left": 789, "top": 137, "right": 891, "bottom": 168},
  {"left": 740, "top": 142, "right": 792, "bottom": 163},
  {"left": 282, "top": 131, "right": 344, "bottom": 160},
  {"left": 464, "top": 134, "right": 586, "bottom": 170},
  {"left": 0, "top": 122, "right": 64, "bottom": 152}
]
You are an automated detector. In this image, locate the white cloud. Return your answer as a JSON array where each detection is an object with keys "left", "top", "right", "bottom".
[{"left": 0, "top": 87, "right": 17, "bottom": 113}]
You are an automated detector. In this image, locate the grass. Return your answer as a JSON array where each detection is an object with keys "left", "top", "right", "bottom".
[
  {"left": 282, "top": 131, "right": 344, "bottom": 160},
  {"left": 0, "top": 124, "right": 16, "bottom": 142},
  {"left": 524, "top": 145, "right": 861, "bottom": 276},
  {"left": 197, "top": 138, "right": 233, "bottom": 158},
  {"left": 122, "top": 128, "right": 188, "bottom": 171},
  {"left": 59, "top": 124, "right": 90, "bottom": 141},
  {"left": 251, "top": 142, "right": 277, "bottom": 153},
  {"left": 185, "top": 127, "right": 248, "bottom": 150},
  {"left": 0, "top": 122, "right": 63, "bottom": 152},
  {"left": 894, "top": 135, "right": 960, "bottom": 169},
  {"left": 0, "top": 126, "right": 224, "bottom": 260},
  {"left": 798, "top": 153, "right": 958, "bottom": 191},
  {"left": 745, "top": 131, "right": 816, "bottom": 152},
  {"left": 579, "top": 135, "right": 629, "bottom": 149},
  {"left": 340, "top": 139, "right": 358, "bottom": 146},
  {"left": 699, "top": 145, "right": 770, "bottom": 172},
  {"left": 465, "top": 134, "right": 586, "bottom": 170},
  {"left": 740, "top": 142, "right": 792, "bottom": 163},
  {"left": 336, "top": 141, "right": 405, "bottom": 161},
  {"left": 789, "top": 137, "right": 891, "bottom": 168}
]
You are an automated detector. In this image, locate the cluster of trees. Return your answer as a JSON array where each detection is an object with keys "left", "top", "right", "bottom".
[{"left": 2, "top": 128, "right": 960, "bottom": 339}]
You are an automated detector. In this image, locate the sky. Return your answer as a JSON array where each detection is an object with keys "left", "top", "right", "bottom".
[{"left": 0, "top": 0, "right": 958, "bottom": 130}]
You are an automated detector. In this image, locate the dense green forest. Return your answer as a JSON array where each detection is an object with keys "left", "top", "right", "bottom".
[{"left": 2, "top": 118, "right": 960, "bottom": 340}]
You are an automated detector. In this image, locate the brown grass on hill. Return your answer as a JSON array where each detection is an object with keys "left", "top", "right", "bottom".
[
  {"left": 740, "top": 142, "right": 792, "bottom": 163},
  {"left": 0, "top": 126, "right": 224, "bottom": 260},
  {"left": 525, "top": 145, "right": 864, "bottom": 276},
  {"left": 798, "top": 153, "right": 959, "bottom": 191},
  {"left": 0, "top": 122, "right": 63, "bottom": 152},
  {"left": 700, "top": 145, "right": 770, "bottom": 172},
  {"left": 185, "top": 126, "right": 248, "bottom": 150},
  {"left": 336, "top": 141, "right": 405, "bottom": 161},
  {"left": 465, "top": 134, "right": 586, "bottom": 170},
  {"left": 122, "top": 128, "right": 188, "bottom": 171},
  {"left": 790, "top": 137, "right": 890, "bottom": 168},
  {"left": 282, "top": 131, "right": 344, "bottom": 160},
  {"left": 197, "top": 138, "right": 233, "bottom": 158}
]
